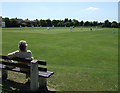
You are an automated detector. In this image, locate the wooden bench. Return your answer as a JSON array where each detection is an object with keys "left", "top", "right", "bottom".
[{"left": 0, "top": 55, "right": 54, "bottom": 91}]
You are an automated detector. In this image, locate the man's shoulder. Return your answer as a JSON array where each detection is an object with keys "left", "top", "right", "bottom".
[
  {"left": 11, "top": 50, "right": 19, "bottom": 54},
  {"left": 15, "top": 50, "right": 19, "bottom": 52},
  {"left": 27, "top": 50, "right": 32, "bottom": 53},
  {"left": 8, "top": 50, "right": 19, "bottom": 56},
  {"left": 13, "top": 50, "right": 20, "bottom": 54}
]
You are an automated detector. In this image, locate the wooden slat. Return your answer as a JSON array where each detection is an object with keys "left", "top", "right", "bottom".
[
  {"left": 5, "top": 68, "right": 28, "bottom": 74},
  {"left": 0, "top": 55, "right": 31, "bottom": 63},
  {"left": 38, "top": 66, "right": 47, "bottom": 72},
  {"left": 38, "top": 71, "right": 54, "bottom": 78},
  {"left": 0, "top": 61, "right": 47, "bottom": 72},
  {"left": 12, "top": 67, "right": 29, "bottom": 73},
  {"left": 37, "top": 60, "right": 46, "bottom": 65},
  {"left": 0, "top": 55, "right": 8, "bottom": 59},
  {"left": 0, "top": 64, "right": 28, "bottom": 74},
  {"left": 0, "top": 65, "right": 54, "bottom": 78},
  {"left": 0, "top": 61, "right": 30, "bottom": 69},
  {"left": 0, "top": 55, "right": 46, "bottom": 65}
]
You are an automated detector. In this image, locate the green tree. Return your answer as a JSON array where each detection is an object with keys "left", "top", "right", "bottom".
[
  {"left": 69, "top": 19, "right": 72, "bottom": 22},
  {"left": 65, "top": 22, "right": 70, "bottom": 27},
  {"left": 84, "top": 21, "right": 90, "bottom": 26},
  {"left": 46, "top": 19, "right": 52, "bottom": 27},
  {"left": 57, "top": 22, "right": 65, "bottom": 27},
  {"left": 79, "top": 21, "right": 84, "bottom": 26},
  {"left": 89, "top": 22, "right": 93, "bottom": 26},
  {"left": 35, "top": 19, "right": 39, "bottom": 26},
  {"left": 64, "top": 18, "right": 68, "bottom": 23},
  {"left": 103, "top": 20, "right": 111, "bottom": 27},
  {"left": 70, "top": 22, "right": 74, "bottom": 26},
  {"left": 57, "top": 22, "right": 61, "bottom": 27},
  {"left": 40, "top": 19, "right": 47, "bottom": 27},
  {"left": 73, "top": 19, "right": 79, "bottom": 26},
  {"left": 98, "top": 22, "right": 103, "bottom": 27},
  {"left": 10, "top": 18, "right": 19, "bottom": 27},
  {"left": 118, "top": 22, "right": 120, "bottom": 28},
  {"left": 93, "top": 21, "right": 98, "bottom": 26},
  {"left": 52, "top": 20, "right": 57, "bottom": 26},
  {"left": 21, "top": 23, "right": 26, "bottom": 27},
  {"left": 3, "top": 17, "right": 11, "bottom": 27},
  {"left": 111, "top": 21, "right": 118, "bottom": 28},
  {"left": 26, "top": 21, "right": 32, "bottom": 27}
]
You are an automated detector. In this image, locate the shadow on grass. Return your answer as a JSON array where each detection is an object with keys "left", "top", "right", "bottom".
[{"left": 1, "top": 79, "right": 56, "bottom": 93}]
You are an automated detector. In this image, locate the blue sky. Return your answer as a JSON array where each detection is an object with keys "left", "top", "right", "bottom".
[{"left": 1, "top": 2, "right": 118, "bottom": 22}]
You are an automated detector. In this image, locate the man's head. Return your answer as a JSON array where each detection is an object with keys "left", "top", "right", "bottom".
[{"left": 18, "top": 40, "right": 28, "bottom": 51}]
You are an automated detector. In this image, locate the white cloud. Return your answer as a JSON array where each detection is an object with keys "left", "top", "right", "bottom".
[{"left": 86, "top": 7, "right": 100, "bottom": 11}]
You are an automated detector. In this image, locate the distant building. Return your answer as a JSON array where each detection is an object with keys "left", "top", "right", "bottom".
[
  {"left": 16, "top": 18, "right": 23, "bottom": 23},
  {"left": 2, "top": 22, "right": 5, "bottom": 28}
]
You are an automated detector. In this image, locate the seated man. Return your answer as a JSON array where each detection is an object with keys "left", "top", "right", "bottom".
[
  {"left": 7, "top": 40, "right": 33, "bottom": 79},
  {"left": 8, "top": 40, "right": 33, "bottom": 61}
]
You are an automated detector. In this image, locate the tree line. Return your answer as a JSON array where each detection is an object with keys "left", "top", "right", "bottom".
[{"left": 2, "top": 17, "right": 120, "bottom": 28}]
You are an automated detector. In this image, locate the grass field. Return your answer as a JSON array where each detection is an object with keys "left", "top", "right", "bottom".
[{"left": 1, "top": 27, "right": 118, "bottom": 91}]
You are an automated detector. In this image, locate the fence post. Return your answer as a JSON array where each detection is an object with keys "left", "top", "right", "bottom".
[{"left": 30, "top": 60, "right": 39, "bottom": 91}]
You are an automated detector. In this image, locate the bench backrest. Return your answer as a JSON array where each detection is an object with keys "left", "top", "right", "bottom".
[{"left": 0, "top": 55, "right": 47, "bottom": 72}]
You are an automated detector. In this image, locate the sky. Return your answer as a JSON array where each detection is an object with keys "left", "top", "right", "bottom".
[{"left": 1, "top": 1, "right": 118, "bottom": 22}]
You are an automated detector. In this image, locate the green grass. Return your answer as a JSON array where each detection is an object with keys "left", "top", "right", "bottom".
[{"left": 2, "top": 27, "right": 118, "bottom": 91}]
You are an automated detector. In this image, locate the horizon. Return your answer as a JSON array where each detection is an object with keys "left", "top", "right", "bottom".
[{"left": 1, "top": 16, "right": 117, "bottom": 23}]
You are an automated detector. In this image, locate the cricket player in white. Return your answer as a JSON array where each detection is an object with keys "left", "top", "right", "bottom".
[
  {"left": 70, "top": 26, "right": 72, "bottom": 32},
  {"left": 20, "top": 25, "right": 22, "bottom": 30},
  {"left": 32, "top": 25, "right": 34, "bottom": 29},
  {"left": 40, "top": 26, "right": 42, "bottom": 28},
  {"left": 90, "top": 26, "right": 92, "bottom": 31},
  {"left": 113, "top": 27, "right": 115, "bottom": 33},
  {"left": 47, "top": 27, "right": 49, "bottom": 30},
  {"left": 53, "top": 25, "right": 54, "bottom": 29},
  {"left": 81, "top": 26, "right": 83, "bottom": 31}
]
